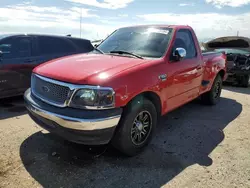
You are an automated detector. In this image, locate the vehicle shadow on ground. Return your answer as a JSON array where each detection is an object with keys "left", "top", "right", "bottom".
[
  {"left": 19, "top": 97, "right": 242, "bottom": 188},
  {"left": 0, "top": 96, "right": 27, "bottom": 120},
  {"left": 223, "top": 85, "right": 250, "bottom": 95}
]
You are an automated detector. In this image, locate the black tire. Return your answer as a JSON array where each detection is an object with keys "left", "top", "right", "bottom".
[
  {"left": 201, "top": 75, "right": 222, "bottom": 105},
  {"left": 112, "top": 97, "right": 157, "bottom": 156},
  {"left": 241, "top": 75, "right": 249, "bottom": 88}
]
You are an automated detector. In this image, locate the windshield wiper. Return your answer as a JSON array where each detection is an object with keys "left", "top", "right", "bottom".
[
  {"left": 94, "top": 47, "right": 104, "bottom": 54},
  {"left": 109, "top": 50, "right": 144, "bottom": 59}
]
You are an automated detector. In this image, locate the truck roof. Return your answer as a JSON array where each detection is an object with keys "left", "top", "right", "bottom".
[{"left": 119, "top": 24, "right": 193, "bottom": 30}]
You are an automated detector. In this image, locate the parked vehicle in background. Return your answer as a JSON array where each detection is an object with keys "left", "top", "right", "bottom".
[
  {"left": 24, "top": 25, "right": 227, "bottom": 156},
  {"left": 0, "top": 34, "right": 94, "bottom": 99},
  {"left": 203, "top": 36, "right": 250, "bottom": 87}
]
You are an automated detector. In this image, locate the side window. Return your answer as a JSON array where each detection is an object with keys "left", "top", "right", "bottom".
[
  {"left": 0, "top": 37, "right": 31, "bottom": 59},
  {"left": 38, "top": 36, "right": 76, "bottom": 55},
  {"left": 0, "top": 38, "right": 14, "bottom": 59},
  {"left": 18, "top": 37, "right": 32, "bottom": 57},
  {"left": 173, "top": 29, "right": 197, "bottom": 59}
]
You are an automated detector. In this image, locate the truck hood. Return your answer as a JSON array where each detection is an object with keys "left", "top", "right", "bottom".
[
  {"left": 203, "top": 36, "right": 250, "bottom": 52},
  {"left": 34, "top": 53, "right": 148, "bottom": 85}
]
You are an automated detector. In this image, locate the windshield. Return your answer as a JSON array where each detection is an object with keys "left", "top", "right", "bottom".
[
  {"left": 214, "top": 48, "right": 250, "bottom": 55},
  {"left": 97, "top": 27, "right": 173, "bottom": 58}
]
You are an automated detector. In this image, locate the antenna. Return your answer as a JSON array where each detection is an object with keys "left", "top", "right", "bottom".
[{"left": 80, "top": 8, "right": 82, "bottom": 38}]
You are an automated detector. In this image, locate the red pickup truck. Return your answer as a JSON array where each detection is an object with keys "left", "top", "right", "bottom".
[{"left": 24, "top": 25, "right": 227, "bottom": 156}]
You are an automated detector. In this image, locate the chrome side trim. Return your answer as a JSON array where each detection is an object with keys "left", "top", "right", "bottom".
[
  {"left": 32, "top": 74, "right": 115, "bottom": 110},
  {"left": 26, "top": 100, "right": 121, "bottom": 131}
]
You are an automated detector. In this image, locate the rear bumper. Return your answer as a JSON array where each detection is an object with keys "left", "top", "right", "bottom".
[{"left": 24, "top": 89, "right": 122, "bottom": 145}]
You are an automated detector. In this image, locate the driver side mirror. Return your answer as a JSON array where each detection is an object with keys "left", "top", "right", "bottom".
[
  {"left": 0, "top": 50, "right": 2, "bottom": 57},
  {"left": 172, "top": 48, "right": 186, "bottom": 61}
]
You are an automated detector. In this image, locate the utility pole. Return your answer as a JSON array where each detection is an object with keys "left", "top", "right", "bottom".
[
  {"left": 80, "top": 8, "right": 82, "bottom": 38},
  {"left": 237, "top": 31, "right": 239, "bottom": 36}
]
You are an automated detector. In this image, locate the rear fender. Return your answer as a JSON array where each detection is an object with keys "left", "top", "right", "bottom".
[{"left": 202, "top": 55, "right": 226, "bottom": 91}]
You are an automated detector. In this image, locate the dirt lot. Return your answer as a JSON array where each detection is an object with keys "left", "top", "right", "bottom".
[{"left": 0, "top": 86, "right": 250, "bottom": 188}]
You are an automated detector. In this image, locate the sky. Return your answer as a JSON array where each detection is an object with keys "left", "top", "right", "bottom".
[{"left": 1, "top": 0, "right": 250, "bottom": 41}]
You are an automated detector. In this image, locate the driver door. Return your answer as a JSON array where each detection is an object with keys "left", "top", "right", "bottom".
[{"left": 165, "top": 29, "right": 203, "bottom": 111}]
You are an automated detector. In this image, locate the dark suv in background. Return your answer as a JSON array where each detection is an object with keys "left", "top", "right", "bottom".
[{"left": 0, "top": 34, "right": 94, "bottom": 99}]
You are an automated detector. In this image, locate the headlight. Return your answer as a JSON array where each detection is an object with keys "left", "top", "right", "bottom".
[{"left": 69, "top": 87, "right": 115, "bottom": 109}]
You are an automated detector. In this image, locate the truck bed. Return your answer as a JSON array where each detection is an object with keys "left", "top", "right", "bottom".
[
  {"left": 200, "top": 50, "right": 227, "bottom": 92},
  {"left": 202, "top": 51, "right": 225, "bottom": 64},
  {"left": 202, "top": 51, "right": 224, "bottom": 56}
]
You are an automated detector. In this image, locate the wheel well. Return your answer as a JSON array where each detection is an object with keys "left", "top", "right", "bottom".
[
  {"left": 129, "top": 92, "right": 162, "bottom": 117},
  {"left": 218, "top": 70, "right": 225, "bottom": 79}
]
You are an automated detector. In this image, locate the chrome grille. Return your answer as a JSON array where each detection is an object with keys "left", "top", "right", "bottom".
[{"left": 31, "top": 74, "right": 70, "bottom": 106}]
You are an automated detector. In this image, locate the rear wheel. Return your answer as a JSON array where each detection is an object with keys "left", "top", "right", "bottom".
[
  {"left": 201, "top": 75, "right": 222, "bottom": 105},
  {"left": 112, "top": 97, "right": 157, "bottom": 156}
]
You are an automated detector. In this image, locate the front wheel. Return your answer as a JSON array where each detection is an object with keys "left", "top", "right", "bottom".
[
  {"left": 112, "top": 97, "right": 157, "bottom": 156},
  {"left": 201, "top": 75, "right": 222, "bottom": 105}
]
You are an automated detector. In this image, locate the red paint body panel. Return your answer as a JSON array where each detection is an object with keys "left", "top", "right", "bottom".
[
  {"left": 34, "top": 53, "right": 150, "bottom": 85},
  {"left": 33, "top": 25, "right": 227, "bottom": 115}
]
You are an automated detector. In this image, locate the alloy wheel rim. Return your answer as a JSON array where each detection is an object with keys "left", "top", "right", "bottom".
[{"left": 131, "top": 111, "right": 152, "bottom": 146}]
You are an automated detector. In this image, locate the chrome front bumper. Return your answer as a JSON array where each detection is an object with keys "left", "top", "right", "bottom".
[
  {"left": 26, "top": 103, "right": 121, "bottom": 131},
  {"left": 24, "top": 89, "right": 121, "bottom": 131}
]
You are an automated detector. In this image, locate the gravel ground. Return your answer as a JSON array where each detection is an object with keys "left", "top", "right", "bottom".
[{"left": 0, "top": 86, "right": 250, "bottom": 188}]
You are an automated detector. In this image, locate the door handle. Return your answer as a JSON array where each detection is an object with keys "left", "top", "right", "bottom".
[
  {"left": 197, "top": 66, "right": 202, "bottom": 70},
  {"left": 196, "top": 67, "right": 202, "bottom": 72}
]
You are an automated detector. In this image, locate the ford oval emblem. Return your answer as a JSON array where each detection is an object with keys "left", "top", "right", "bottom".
[{"left": 42, "top": 86, "right": 50, "bottom": 93}]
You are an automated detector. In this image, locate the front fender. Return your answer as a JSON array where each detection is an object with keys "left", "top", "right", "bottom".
[{"left": 105, "top": 61, "right": 165, "bottom": 112}]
